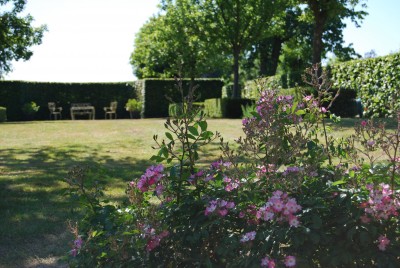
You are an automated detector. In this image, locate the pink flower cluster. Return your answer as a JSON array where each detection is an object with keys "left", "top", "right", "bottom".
[
  {"left": 261, "top": 255, "right": 296, "bottom": 267},
  {"left": 204, "top": 199, "right": 235, "bottom": 217},
  {"left": 141, "top": 225, "right": 169, "bottom": 252},
  {"left": 256, "top": 190, "right": 302, "bottom": 227},
  {"left": 136, "top": 164, "right": 165, "bottom": 195},
  {"left": 223, "top": 176, "right": 240, "bottom": 192},
  {"left": 377, "top": 235, "right": 390, "bottom": 251},
  {"left": 240, "top": 230, "right": 256, "bottom": 243},
  {"left": 360, "top": 183, "right": 400, "bottom": 221},
  {"left": 256, "top": 164, "right": 276, "bottom": 177}
]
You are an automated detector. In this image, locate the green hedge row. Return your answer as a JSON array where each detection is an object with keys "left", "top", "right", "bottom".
[
  {"left": 330, "top": 52, "right": 400, "bottom": 117},
  {"left": 0, "top": 107, "right": 6, "bottom": 122},
  {"left": 0, "top": 81, "right": 137, "bottom": 121},
  {"left": 136, "top": 79, "right": 223, "bottom": 118},
  {"left": 204, "top": 98, "right": 254, "bottom": 118},
  {"left": 243, "top": 53, "right": 400, "bottom": 118}
]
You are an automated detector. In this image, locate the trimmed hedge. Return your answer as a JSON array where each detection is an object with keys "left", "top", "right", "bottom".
[
  {"left": 330, "top": 52, "right": 400, "bottom": 117},
  {"left": 137, "top": 79, "right": 223, "bottom": 118},
  {"left": 0, "top": 107, "right": 6, "bottom": 122},
  {"left": 0, "top": 81, "right": 137, "bottom": 121},
  {"left": 204, "top": 98, "right": 224, "bottom": 118},
  {"left": 204, "top": 98, "right": 254, "bottom": 118}
]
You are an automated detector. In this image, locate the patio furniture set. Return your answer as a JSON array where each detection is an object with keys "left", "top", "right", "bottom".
[{"left": 48, "top": 101, "right": 117, "bottom": 120}]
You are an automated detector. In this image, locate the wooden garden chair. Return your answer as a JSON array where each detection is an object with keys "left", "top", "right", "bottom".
[
  {"left": 48, "top": 102, "right": 62, "bottom": 120},
  {"left": 104, "top": 101, "right": 117, "bottom": 119}
]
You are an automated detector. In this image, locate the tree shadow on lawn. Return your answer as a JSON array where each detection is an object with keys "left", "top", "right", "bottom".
[{"left": 0, "top": 145, "right": 153, "bottom": 268}]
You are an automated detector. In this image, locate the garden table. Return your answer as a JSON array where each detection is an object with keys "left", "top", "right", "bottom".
[{"left": 70, "top": 103, "right": 95, "bottom": 120}]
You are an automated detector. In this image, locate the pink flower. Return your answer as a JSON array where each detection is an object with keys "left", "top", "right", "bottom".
[
  {"left": 320, "top": 107, "right": 327, "bottom": 113},
  {"left": 377, "top": 235, "right": 390, "bottom": 251},
  {"left": 261, "top": 256, "right": 276, "bottom": 268},
  {"left": 240, "top": 231, "right": 256, "bottom": 242},
  {"left": 74, "top": 237, "right": 83, "bottom": 249},
  {"left": 288, "top": 215, "right": 300, "bottom": 227},
  {"left": 361, "top": 120, "right": 367, "bottom": 127},
  {"left": 70, "top": 248, "right": 78, "bottom": 257},
  {"left": 218, "top": 209, "right": 228, "bottom": 217},
  {"left": 303, "top": 95, "right": 312, "bottom": 102},
  {"left": 284, "top": 255, "right": 296, "bottom": 267},
  {"left": 155, "top": 184, "right": 164, "bottom": 196},
  {"left": 226, "top": 201, "right": 235, "bottom": 209}
]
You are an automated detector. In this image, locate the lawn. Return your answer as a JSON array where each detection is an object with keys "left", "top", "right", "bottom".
[{"left": 0, "top": 117, "right": 396, "bottom": 267}]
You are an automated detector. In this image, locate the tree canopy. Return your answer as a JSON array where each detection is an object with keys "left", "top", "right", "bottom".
[
  {"left": 130, "top": 0, "right": 368, "bottom": 96},
  {"left": 0, "top": 0, "right": 47, "bottom": 77}
]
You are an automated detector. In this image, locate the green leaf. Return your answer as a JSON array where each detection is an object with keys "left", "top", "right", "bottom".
[
  {"left": 188, "top": 126, "right": 199, "bottom": 136},
  {"left": 198, "top": 121, "right": 208, "bottom": 132},
  {"left": 332, "top": 180, "right": 346, "bottom": 186},
  {"left": 165, "top": 132, "right": 174, "bottom": 140}
]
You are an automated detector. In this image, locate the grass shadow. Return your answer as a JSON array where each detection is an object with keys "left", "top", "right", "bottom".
[{"left": 0, "top": 145, "right": 152, "bottom": 267}]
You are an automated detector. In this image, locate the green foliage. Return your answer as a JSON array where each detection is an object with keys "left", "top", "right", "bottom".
[
  {"left": 0, "top": 106, "right": 6, "bottom": 122},
  {"left": 204, "top": 98, "right": 224, "bottom": 118},
  {"left": 0, "top": 81, "right": 137, "bottom": 121},
  {"left": 130, "top": 1, "right": 229, "bottom": 79},
  {"left": 139, "top": 78, "right": 223, "bottom": 118},
  {"left": 22, "top": 101, "right": 40, "bottom": 115},
  {"left": 125, "top": 98, "right": 142, "bottom": 111},
  {"left": 330, "top": 52, "right": 400, "bottom": 118},
  {"left": 0, "top": 0, "right": 47, "bottom": 77}
]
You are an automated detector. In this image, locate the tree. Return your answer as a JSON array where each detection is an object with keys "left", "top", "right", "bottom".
[
  {"left": 201, "top": 0, "right": 284, "bottom": 98},
  {"left": 130, "top": 0, "right": 229, "bottom": 81},
  {"left": 306, "top": 0, "right": 367, "bottom": 65},
  {"left": 0, "top": 0, "right": 47, "bottom": 77}
]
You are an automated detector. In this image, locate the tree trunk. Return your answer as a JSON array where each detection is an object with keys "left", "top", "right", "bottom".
[
  {"left": 312, "top": 21, "right": 324, "bottom": 65},
  {"left": 259, "top": 37, "right": 283, "bottom": 76},
  {"left": 232, "top": 48, "right": 240, "bottom": 98}
]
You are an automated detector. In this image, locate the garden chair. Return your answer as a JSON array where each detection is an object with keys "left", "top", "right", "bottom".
[
  {"left": 48, "top": 102, "right": 62, "bottom": 120},
  {"left": 104, "top": 101, "right": 117, "bottom": 119}
]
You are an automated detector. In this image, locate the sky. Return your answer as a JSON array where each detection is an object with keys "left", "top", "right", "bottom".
[{"left": 3, "top": 0, "right": 400, "bottom": 83}]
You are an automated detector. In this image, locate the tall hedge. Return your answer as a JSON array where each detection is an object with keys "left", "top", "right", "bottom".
[
  {"left": 330, "top": 53, "right": 400, "bottom": 117},
  {"left": 137, "top": 79, "right": 223, "bottom": 118},
  {"left": 0, "top": 81, "right": 136, "bottom": 121}
]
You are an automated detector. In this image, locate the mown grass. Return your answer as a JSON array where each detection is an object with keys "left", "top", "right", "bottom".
[{"left": 0, "top": 117, "right": 396, "bottom": 267}]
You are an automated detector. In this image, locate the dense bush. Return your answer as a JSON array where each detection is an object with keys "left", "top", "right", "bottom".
[
  {"left": 66, "top": 68, "right": 399, "bottom": 267},
  {"left": 204, "top": 98, "right": 254, "bottom": 118},
  {"left": 330, "top": 52, "right": 400, "bottom": 117},
  {"left": 0, "top": 106, "right": 6, "bottom": 122},
  {"left": 204, "top": 98, "right": 224, "bottom": 118},
  {"left": 136, "top": 78, "right": 223, "bottom": 118},
  {"left": 0, "top": 81, "right": 136, "bottom": 121}
]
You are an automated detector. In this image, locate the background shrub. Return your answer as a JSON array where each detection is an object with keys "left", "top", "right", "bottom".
[
  {"left": 136, "top": 79, "right": 223, "bottom": 118},
  {"left": 204, "top": 98, "right": 254, "bottom": 118},
  {"left": 330, "top": 52, "right": 400, "bottom": 117}
]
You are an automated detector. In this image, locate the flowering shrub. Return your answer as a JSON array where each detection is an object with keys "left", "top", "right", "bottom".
[{"left": 66, "top": 68, "right": 399, "bottom": 267}]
